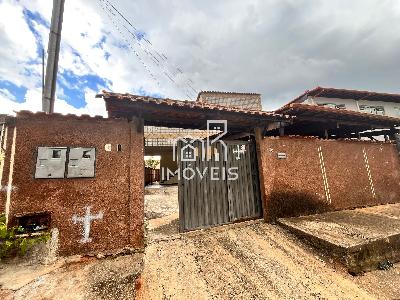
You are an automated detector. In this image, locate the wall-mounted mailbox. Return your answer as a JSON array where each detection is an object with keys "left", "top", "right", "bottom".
[
  {"left": 67, "top": 147, "right": 96, "bottom": 178},
  {"left": 35, "top": 147, "right": 68, "bottom": 178}
]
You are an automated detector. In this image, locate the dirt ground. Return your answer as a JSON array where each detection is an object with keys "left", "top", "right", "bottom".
[
  {"left": 145, "top": 184, "right": 179, "bottom": 220},
  {"left": 0, "top": 253, "right": 143, "bottom": 300},
  {"left": 141, "top": 185, "right": 400, "bottom": 300},
  {"left": 145, "top": 184, "right": 180, "bottom": 242}
]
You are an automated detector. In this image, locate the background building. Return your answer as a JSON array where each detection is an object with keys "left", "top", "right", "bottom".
[{"left": 287, "top": 87, "right": 400, "bottom": 118}]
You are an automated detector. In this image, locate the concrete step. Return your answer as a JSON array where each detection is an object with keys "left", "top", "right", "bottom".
[{"left": 277, "top": 203, "right": 400, "bottom": 274}]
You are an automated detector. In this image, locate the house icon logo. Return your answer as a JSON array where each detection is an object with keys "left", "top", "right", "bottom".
[
  {"left": 173, "top": 137, "right": 205, "bottom": 162},
  {"left": 172, "top": 120, "right": 228, "bottom": 162},
  {"left": 182, "top": 143, "right": 196, "bottom": 161}
]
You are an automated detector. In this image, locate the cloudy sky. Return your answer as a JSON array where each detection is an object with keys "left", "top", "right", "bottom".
[{"left": 1, "top": 0, "right": 400, "bottom": 116}]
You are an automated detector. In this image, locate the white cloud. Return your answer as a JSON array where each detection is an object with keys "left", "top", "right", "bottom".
[
  {"left": 1, "top": 0, "right": 400, "bottom": 117},
  {"left": 0, "top": 0, "right": 40, "bottom": 88},
  {"left": 0, "top": 88, "right": 107, "bottom": 117},
  {"left": 0, "top": 88, "right": 16, "bottom": 101},
  {"left": 0, "top": 1, "right": 37, "bottom": 59},
  {"left": 0, "top": 0, "right": 109, "bottom": 116}
]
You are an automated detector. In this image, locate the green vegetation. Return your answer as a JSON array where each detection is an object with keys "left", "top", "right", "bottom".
[
  {"left": 0, "top": 214, "right": 50, "bottom": 259},
  {"left": 145, "top": 157, "right": 160, "bottom": 169}
]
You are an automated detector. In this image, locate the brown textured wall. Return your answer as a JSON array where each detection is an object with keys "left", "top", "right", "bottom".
[
  {"left": 6, "top": 112, "right": 144, "bottom": 256},
  {"left": 259, "top": 136, "right": 400, "bottom": 221}
]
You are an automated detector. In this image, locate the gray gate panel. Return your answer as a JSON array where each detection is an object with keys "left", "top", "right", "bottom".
[{"left": 178, "top": 140, "right": 261, "bottom": 232}]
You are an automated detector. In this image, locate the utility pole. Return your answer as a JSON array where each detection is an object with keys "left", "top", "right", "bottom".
[{"left": 42, "top": 0, "right": 65, "bottom": 114}]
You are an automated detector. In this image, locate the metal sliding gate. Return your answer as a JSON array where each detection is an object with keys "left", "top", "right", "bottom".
[{"left": 178, "top": 140, "right": 262, "bottom": 232}]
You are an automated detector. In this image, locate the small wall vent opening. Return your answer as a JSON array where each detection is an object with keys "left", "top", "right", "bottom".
[
  {"left": 16, "top": 212, "right": 51, "bottom": 233},
  {"left": 117, "top": 144, "right": 122, "bottom": 152}
]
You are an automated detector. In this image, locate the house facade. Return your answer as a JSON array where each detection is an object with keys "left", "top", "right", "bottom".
[
  {"left": 0, "top": 90, "right": 399, "bottom": 257},
  {"left": 288, "top": 87, "right": 400, "bottom": 118}
]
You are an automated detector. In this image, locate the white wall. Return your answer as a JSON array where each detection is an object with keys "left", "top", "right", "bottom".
[
  {"left": 358, "top": 100, "right": 400, "bottom": 118},
  {"left": 304, "top": 96, "right": 400, "bottom": 118}
]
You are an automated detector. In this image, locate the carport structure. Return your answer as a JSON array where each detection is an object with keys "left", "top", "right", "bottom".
[
  {"left": 273, "top": 103, "right": 400, "bottom": 138},
  {"left": 96, "top": 91, "right": 400, "bottom": 231},
  {"left": 97, "top": 91, "right": 289, "bottom": 132},
  {"left": 97, "top": 91, "right": 289, "bottom": 231}
]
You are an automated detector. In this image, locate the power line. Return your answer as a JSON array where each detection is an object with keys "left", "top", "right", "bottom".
[
  {"left": 97, "top": 0, "right": 198, "bottom": 100},
  {"left": 99, "top": 0, "right": 161, "bottom": 86},
  {"left": 102, "top": 0, "right": 198, "bottom": 99},
  {"left": 101, "top": 0, "right": 195, "bottom": 99}
]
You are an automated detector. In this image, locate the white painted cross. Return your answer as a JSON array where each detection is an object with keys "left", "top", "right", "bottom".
[{"left": 72, "top": 206, "right": 103, "bottom": 243}]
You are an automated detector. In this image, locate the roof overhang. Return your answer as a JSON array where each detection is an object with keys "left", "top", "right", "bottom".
[
  {"left": 97, "top": 92, "right": 290, "bottom": 132},
  {"left": 289, "top": 86, "right": 400, "bottom": 104},
  {"left": 272, "top": 103, "right": 400, "bottom": 137}
]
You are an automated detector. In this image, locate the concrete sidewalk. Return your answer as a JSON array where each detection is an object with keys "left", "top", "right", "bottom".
[{"left": 278, "top": 203, "right": 400, "bottom": 274}]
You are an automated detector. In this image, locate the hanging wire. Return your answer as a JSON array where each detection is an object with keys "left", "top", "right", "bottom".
[
  {"left": 99, "top": 0, "right": 161, "bottom": 87},
  {"left": 97, "top": 0, "right": 198, "bottom": 100}
]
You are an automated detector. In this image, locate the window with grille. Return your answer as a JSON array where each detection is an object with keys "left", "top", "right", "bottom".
[
  {"left": 317, "top": 103, "right": 346, "bottom": 110},
  {"left": 359, "top": 105, "right": 385, "bottom": 115}
]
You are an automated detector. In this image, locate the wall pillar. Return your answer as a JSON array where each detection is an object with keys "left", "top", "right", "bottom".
[
  {"left": 128, "top": 116, "right": 144, "bottom": 248},
  {"left": 254, "top": 127, "right": 268, "bottom": 221}
]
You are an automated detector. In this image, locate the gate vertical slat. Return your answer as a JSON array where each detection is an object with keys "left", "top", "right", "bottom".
[
  {"left": 217, "top": 142, "right": 227, "bottom": 224},
  {"left": 239, "top": 144, "right": 248, "bottom": 218},
  {"left": 195, "top": 141, "right": 202, "bottom": 228},
  {"left": 234, "top": 142, "right": 243, "bottom": 221},
  {"left": 244, "top": 142, "right": 253, "bottom": 218},
  {"left": 227, "top": 145, "right": 235, "bottom": 221},
  {"left": 200, "top": 141, "right": 206, "bottom": 227},
  {"left": 239, "top": 143, "right": 248, "bottom": 218},
  {"left": 178, "top": 142, "right": 184, "bottom": 230},
  {"left": 203, "top": 149, "right": 210, "bottom": 228},
  {"left": 251, "top": 143, "right": 262, "bottom": 217},
  {"left": 228, "top": 147, "right": 236, "bottom": 221},
  {"left": 207, "top": 146, "right": 218, "bottom": 224},
  {"left": 239, "top": 143, "right": 246, "bottom": 219},
  {"left": 246, "top": 143, "right": 255, "bottom": 217},
  {"left": 185, "top": 157, "right": 192, "bottom": 231},
  {"left": 188, "top": 156, "right": 195, "bottom": 230},
  {"left": 214, "top": 143, "right": 220, "bottom": 224},
  {"left": 214, "top": 143, "right": 227, "bottom": 224}
]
